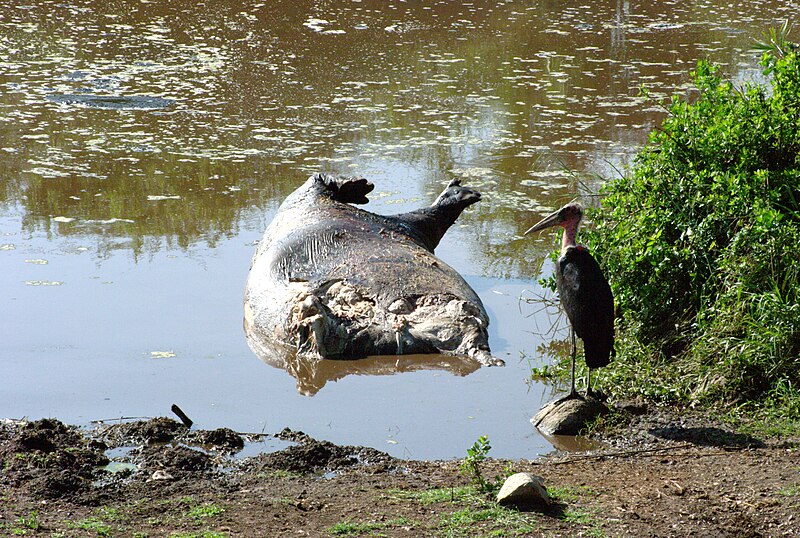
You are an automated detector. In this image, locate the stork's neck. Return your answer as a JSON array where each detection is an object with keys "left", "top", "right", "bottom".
[{"left": 561, "top": 219, "right": 579, "bottom": 255}]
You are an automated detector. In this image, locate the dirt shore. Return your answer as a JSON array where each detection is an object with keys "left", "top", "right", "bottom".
[{"left": 1, "top": 404, "right": 798, "bottom": 537}]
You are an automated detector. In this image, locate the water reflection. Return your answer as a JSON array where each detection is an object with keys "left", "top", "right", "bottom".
[
  {"left": 3, "top": 0, "right": 794, "bottom": 268},
  {"left": 245, "top": 316, "right": 480, "bottom": 396}
]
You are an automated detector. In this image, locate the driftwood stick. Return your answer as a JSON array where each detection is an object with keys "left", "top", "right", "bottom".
[{"left": 171, "top": 404, "right": 193, "bottom": 428}]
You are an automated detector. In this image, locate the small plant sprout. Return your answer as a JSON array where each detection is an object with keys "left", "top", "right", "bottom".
[{"left": 459, "top": 435, "right": 493, "bottom": 493}]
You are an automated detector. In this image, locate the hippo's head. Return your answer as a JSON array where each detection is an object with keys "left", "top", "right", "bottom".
[{"left": 431, "top": 179, "right": 482, "bottom": 209}]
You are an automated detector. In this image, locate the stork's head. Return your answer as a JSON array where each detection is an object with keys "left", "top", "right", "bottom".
[{"left": 524, "top": 202, "right": 583, "bottom": 235}]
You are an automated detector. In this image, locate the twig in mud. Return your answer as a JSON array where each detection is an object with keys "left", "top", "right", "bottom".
[
  {"left": 90, "top": 416, "right": 154, "bottom": 424},
  {"left": 1, "top": 418, "right": 29, "bottom": 425},
  {"left": 236, "top": 432, "right": 273, "bottom": 440}
]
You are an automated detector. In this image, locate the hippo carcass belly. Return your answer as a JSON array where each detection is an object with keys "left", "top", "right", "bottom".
[{"left": 244, "top": 173, "right": 503, "bottom": 367}]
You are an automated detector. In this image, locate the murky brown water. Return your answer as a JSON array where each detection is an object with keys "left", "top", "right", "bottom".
[{"left": 2, "top": 0, "right": 797, "bottom": 459}]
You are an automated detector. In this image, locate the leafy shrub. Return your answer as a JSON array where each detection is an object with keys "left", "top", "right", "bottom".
[{"left": 584, "top": 41, "right": 800, "bottom": 414}]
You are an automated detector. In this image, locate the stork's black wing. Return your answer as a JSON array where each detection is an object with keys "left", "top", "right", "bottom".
[{"left": 556, "top": 246, "right": 615, "bottom": 368}]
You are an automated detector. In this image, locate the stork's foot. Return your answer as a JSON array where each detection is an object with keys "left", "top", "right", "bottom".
[
  {"left": 554, "top": 389, "right": 584, "bottom": 405},
  {"left": 584, "top": 388, "right": 608, "bottom": 402}
]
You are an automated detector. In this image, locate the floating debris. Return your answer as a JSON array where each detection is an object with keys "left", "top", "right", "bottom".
[
  {"left": 26, "top": 167, "right": 69, "bottom": 178},
  {"left": 150, "top": 351, "right": 177, "bottom": 359},
  {"left": 303, "top": 18, "right": 344, "bottom": 34},
  {"left": 46, "top": 94, "right": 174, "bottom": 110},
  {"left": 303, "top": 18, "right": 330, "bottom": 32},
  {"left": 85, "top": 218, "right": 135, "bottom": 224}
]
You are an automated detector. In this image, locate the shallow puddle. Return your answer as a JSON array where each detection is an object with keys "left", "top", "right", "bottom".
[{"left": 1, "top": 0, "right": 797, "bottom": 459}]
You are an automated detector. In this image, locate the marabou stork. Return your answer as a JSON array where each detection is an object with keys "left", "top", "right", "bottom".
[{"left": 525, "top": 203, "right": 614, "bottom": 398}]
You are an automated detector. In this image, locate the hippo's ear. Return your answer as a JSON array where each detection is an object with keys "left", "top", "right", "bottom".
[{"left": 313, "top": 173, "right": 375, "bottom": 204}]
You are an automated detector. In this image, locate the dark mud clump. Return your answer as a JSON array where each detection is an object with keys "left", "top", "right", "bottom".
[
  {"left": 0, "top": 418, "right": 248, "bottom": 505},
  {"left": 98, "top": 420, "right": 244, "bottom": 480},
  {"left": 100, "top": 416, "right": 188, "bottom": 445},
  {"left": 275, "top": 427, "right": 315, "bottom": 444},
  {"left": 0, "top": 418, "right": 108, "bottom": 502},
  {"left": 136, "top": 444, "right": 212, "bottom": 476},
  {"left": 257, "top": 428, "right": 396, "bottom": 474},
  {"left": 99, "top": 418, "right": 244, "bottom": 453},
  {"left": 188, "top": 427, "right": 245, "bottom": 452}
]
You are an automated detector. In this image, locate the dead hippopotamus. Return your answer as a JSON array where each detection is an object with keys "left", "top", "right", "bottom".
[{"left": 244, "top": 173, "right": 503, "bottom": 367}]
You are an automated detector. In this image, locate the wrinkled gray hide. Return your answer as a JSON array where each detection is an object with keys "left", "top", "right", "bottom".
[{"left": 244, "top": 173, "right": 503, "bottom": 367}]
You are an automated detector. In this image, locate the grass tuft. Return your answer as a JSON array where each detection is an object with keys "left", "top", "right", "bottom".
[
  {"left": 186, "top": 503, "right": 225, "bottom": 521},
  {"left": 327, "top": 517, "right": 414, "bottom": 536}
]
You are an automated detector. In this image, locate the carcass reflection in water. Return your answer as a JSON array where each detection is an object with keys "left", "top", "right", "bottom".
[{"left": 245, "top": 319, "right": 480, "bottom": 396}]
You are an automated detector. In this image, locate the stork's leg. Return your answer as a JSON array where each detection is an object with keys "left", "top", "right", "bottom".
[
  {"left": 585, "top": 368, "right": 593, "bottom": 398},
  {"left": 569, "top": 326, "right": 577, "bottom": 397}
]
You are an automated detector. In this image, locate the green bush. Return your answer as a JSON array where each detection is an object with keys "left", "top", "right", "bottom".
[{"left": 584, "top": 42, "right": 800, "bottom": 418}]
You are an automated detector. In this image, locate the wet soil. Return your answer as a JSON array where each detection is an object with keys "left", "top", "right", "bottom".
[{"left": 0, "top": 406, "right": 798, "bottom": 537}]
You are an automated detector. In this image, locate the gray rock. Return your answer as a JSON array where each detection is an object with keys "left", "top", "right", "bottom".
[
  {"left": 531, "top": 394, "right": 609, "bottom": 436},
  {"left": 496, "top": 472, "right": 549, "bottom": 509}
]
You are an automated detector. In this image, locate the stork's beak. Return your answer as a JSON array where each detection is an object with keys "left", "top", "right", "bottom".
[{"left": 524, "top": 209, "right": 563, "bottom": 235}]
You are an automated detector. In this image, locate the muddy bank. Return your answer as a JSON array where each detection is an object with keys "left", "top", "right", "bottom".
[{"left": 0, "top": 408, "right": 797, "bottom": 537}]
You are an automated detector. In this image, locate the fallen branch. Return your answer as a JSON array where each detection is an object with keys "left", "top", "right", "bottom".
[{"left": 532, "top": 442, "right": 747, "bottom": 465}]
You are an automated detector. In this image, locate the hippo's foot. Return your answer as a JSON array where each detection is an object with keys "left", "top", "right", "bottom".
[
  {"left": 464, "top": 348, "right": 505, "bottom": 367},
  {"left": 288, "top": 293, "right": 327, "bottom": 361},
  {"left": 313, "top": 173, "right": 374, "bottom": 204},
  {"left": 406, "top": 294, "right": 504, "bottom": 366}
]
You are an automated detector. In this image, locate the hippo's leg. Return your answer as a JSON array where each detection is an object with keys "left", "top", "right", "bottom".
[
  {"left": 313, "top": 173, "right": 374, "bottom": 204},
  {"left": 290, "top": 293, "right": 332, "bottom": 360},
  {"left": 287, "top": 281, "right": 387, "bottom": 360}
]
